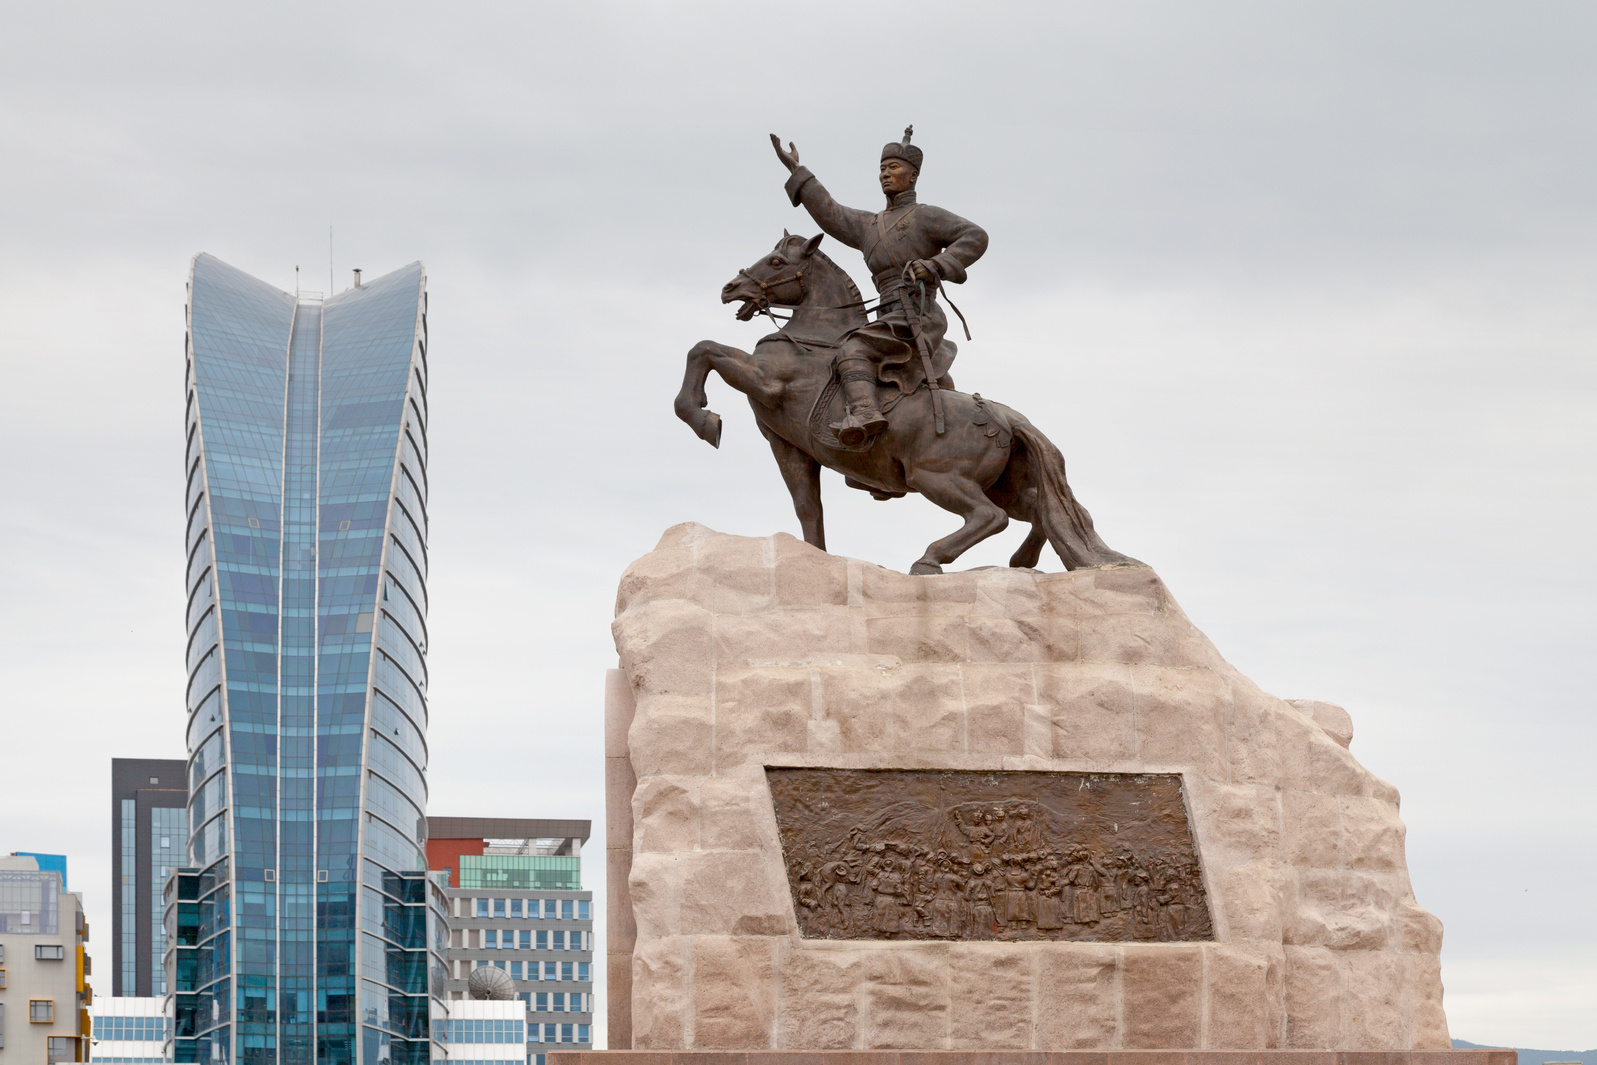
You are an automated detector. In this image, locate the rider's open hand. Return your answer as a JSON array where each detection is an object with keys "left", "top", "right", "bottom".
[{"left": 770, "top": 134, "right": 800, "bottom": 173}]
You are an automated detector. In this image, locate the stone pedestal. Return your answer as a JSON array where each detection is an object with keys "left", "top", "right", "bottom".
[{"left": 605, "top": 524, "right": 1453, "bottom": 1052}]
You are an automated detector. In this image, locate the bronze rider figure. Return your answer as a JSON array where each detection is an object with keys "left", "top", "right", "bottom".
[{"left": 771, "top": 127, "right": 989, "bottom": 447}]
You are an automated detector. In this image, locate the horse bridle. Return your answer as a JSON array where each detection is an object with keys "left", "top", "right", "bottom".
[{"left": 735, "top": 261, "right": 807, "bottom": 313}]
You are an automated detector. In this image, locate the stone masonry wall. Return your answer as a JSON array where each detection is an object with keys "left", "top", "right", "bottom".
[{"left": 609, "top": 523, "right": 1450, "bottom": 1051}]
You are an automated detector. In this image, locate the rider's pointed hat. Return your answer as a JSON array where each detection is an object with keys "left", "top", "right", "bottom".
[{"left": 880, "top": 125, "right": 923, "bottom": 171}]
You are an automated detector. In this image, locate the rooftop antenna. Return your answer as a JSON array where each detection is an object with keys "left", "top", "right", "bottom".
[
  {"left": 353, "top": 268, "right": 363, "bottom": 289},
  {"left": 295, "top": 265, "right": 300, "bottom": 297}
]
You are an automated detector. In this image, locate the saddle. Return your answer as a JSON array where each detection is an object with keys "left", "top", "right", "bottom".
[{"left": 805, "top": 337, "right": 958, "bottom": 454}]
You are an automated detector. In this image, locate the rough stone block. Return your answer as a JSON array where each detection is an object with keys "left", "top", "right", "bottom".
[
  {"left": 679, "top": 851, "right": 789, "bottom": 936},
  {"left": 692, "top": 937, "right": 777, "bottom": 1048},
  {"left": 1287, "top": 700, "right": 1354, "bottom": 749},
  {"left": 1036, "top": 663, "right": 1138, "bottom": 763},
  {"left": 889, "top": 664, "right": 967, "bottom": 753},
  {"left": 1283, "top": 946, "right": 1341, "bottom": 1049},
  {"left": 1404, "top": 953, "right": 1451, "bottom": 1049},
  {"left": 1338, "top": 797, "right": 1407, "bottom": 871},
  {"left": 1281, "top": 791, "right": 1342, "bottom": 869},
  {"left": 866, "top": 614, "right": 971, "bottom": 662},
  {"left": 717, "top": 611, "right": 853, "bottom": 663},
  {"left": 630, "top": 695, "right": 716, "bottom": 777},
  {"left": 632, "top": 936, "right": 691, "bottom": 1049},
  {"left": 1206, "top": 945, "right": 1275, "bottom": 1048},
  {"left": 616, "top": 600, "right": 716, "bottom": 697},
  {"left": 948, "top": 944, "right": 1034, "bottom": 1049},
  {"left": 1034, "top": 946, "right": 1119, "bottom": 1049},
  {"left": 1341, "top": 950, "right": 1406, "bottom": 1050},
  {"left": 1132, "top": 667, "right": 1229, "bottom": 781},
  {"left": 774, "top": 533, "right": 850, "bottom": 607},
  {"left": 1224, "top": 682, "right": 1283, "bottom": 785},
  {"left": 1122, "top": 945, "right": 1202, "bottom": 1048},
  {"left": 635, "top": 776, "right": 697, "bottom": 853},
  {"left": 777, "top": 947, "right": 862, "bottom": 1049},
  {"left": 715, "top": 668, "right": 812, "bottom": 767},
  {"left": 817, "top": 668, "right": 897, "bottom": 753},
  {"left": 962, "top": 665, "right": 1037, "bottom": 757},
  {"left": 864, "top": 949, "right": 950, "bottom": 1049},
  {"left": 1212, "top": 862, "right": 1285, "bottom": 943},
  {"left": 1193, "top": 784, "right": 1282, "bottom": 865}
]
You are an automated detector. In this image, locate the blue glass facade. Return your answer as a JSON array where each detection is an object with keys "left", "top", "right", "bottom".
[{"left": 175, "top": 256, "right": 444, "bottom": 1065}]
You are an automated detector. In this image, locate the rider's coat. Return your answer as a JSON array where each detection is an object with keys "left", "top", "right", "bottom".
[{"left": 785, "top": 166, "right": 988, "bottom": 394}]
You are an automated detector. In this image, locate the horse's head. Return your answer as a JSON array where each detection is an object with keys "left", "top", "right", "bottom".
[{"left": 722, "top": 231, "right": 826, "bottom": 320}]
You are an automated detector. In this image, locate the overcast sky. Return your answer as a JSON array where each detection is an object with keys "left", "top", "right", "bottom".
[{"left": 1, "top": 1, "right": 1593, "bottom": 1049}]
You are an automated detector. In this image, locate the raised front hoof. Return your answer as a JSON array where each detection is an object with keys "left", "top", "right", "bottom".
[
  {"left": 696, "top": 411, "right": 723, "bottom": 448},
  {"left": 910, "top": 560, "right": 944, "bottom": 576}
]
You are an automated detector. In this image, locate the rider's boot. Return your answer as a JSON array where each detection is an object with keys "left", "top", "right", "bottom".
[{"left": 831, "top": 359, "right": 889, "bottom": 447}]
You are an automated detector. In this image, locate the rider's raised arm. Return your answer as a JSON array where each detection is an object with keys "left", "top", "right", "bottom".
[
  {"left": 922, "top": 206, "right": 989, "bottom": 285},
  {"left": 784, "top": 166, "right": 872, "bottom": 250}
]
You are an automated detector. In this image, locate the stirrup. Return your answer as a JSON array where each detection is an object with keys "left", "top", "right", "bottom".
[{"left": 832, "top": 409, "right": 888, "bottom": 447}]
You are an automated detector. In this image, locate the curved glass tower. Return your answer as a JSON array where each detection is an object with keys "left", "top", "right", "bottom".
[{"left": 174, "top": 256, "right": 444, "bottom": 1065}]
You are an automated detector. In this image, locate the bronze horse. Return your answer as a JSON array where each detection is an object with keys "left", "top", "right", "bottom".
[{"left": 675, "top": 233, "right": 1134, "bottom": 574}]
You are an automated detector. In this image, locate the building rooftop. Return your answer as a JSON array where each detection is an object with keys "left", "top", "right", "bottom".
[{"left": 427, "top": 817, "right": 591, "bottom": 844}]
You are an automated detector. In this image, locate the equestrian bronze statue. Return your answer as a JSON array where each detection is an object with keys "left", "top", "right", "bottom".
[{"left": 674, "top": 128, "right": 1134, "bottom": 575}]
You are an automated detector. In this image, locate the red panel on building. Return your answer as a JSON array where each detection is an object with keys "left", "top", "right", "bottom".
[{"left": 425, "top": 836, "right": 484, "bottom": 885}]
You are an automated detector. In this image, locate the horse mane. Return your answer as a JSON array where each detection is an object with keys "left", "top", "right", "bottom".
[{"left": 783, "top": 234, "right": 863, "bottom": 309}]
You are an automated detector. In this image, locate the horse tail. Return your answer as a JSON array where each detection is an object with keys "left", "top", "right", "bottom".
[{"left": 1009, "top": 419, "right": 1139, "bottom": 569}]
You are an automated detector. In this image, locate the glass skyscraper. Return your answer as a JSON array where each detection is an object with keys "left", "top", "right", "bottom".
[{"left": 173, "top": 256, "right": 444, "bottom": 1065}]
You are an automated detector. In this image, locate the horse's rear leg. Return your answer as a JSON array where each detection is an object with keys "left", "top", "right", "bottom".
[
  {"left": 760, "top": 424, "right": 826, "bottom": 550},
  {"left": 905, "top": 469, "right": 1008, "bottom": 575},
  {"left": 1009, "top": 488, "right": 1047, "bottom": 569}
]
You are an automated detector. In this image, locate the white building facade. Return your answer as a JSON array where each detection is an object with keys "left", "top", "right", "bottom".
[
  {"left": 89, "top": 998, "right": 164, "bottom": 1063},
  {"left": 0, "top": 855, "right": 92, "bottom": 1065}
]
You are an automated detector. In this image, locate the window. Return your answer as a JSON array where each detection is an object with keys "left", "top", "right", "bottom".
[
  {"left": 535, "top": 992, "right": 547, "bottom": 1012},
  {"left": 493, "top": 898, "right": 505, "bottom": 917},
  {"left": 543, "top": 1024, "right": 557, "bottom": 1043},
  {"left": 577, "top": 900, "right": 589, "bottom": 920},
  {"left": 484, "top": 930, "right": 497, "bottom": 949},
  {"left": 0, "top": 969, "right": 6, "bottom": 989},
  {"left": 552, "top": 931, "right": 565, "bottom": 950},
  {"left": 30, "top": 1000, "right": 55, "bottom": 1024},
  {"left": 35, "top": 945, "right": 65, "bottom": 961},
  {"left": 509, "top": 899, "right": 522, "bottom": 917},
  {"left": 578, "top": 1025, "right": 590, "bottom": 1044},
  {"left": 561, "top": 900, "right": 574, "bottom": 920},
  {"left": 518, "top": 930, "right": 531, "bottom": 949},
  {"left": 510, "top": 961, "right": 522, "bottom": 979},
  {"left": 552, "top": 993, "right": 565, "bottom": 1012},
  {"left": 475, "top": 898, "right": 489, "bottom": 917},
  {"left": 560, "top": 1024, "right": 573, "bottom": 1043},
  {"left": 560, "top": 962, "right": 573, "bottom": 981},
  {"left": 493, "top": 961, "right": 506, "bottom": 971},
  {"left": 577, "top": 962, "right": 589, "bottom": 982},
  {"left": 535, "top": 930, "right": 547, "bottom": 950},
  {"left": 47, "top": 1036, "right": 77, "bottom": 1063}
]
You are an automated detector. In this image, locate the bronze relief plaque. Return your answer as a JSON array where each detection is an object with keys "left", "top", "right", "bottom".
[{"left": 766, "top": 768, "right": 1212, "bottom": 942}]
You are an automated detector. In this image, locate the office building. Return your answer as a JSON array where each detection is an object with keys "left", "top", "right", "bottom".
[
  {"left": 173, "top": 257, "right": 441, "bottom": 1065},
  {"left": 425, "top": 819, "right": 592, "bottom": 1059},
  {"left": 89, "top": 997, "right": 165, "bottom": 1063},
  {"left": 110, "top": 759, "right": 187, "bottom": 997},
  {"left": 438, "top": 1000, "right": 524, "bottom": 1065},
  {"left": 0, "top": 854, "right": 91, "bottom": 1065}
]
